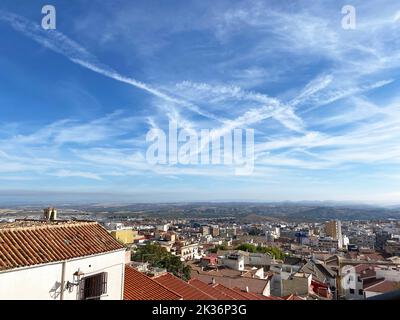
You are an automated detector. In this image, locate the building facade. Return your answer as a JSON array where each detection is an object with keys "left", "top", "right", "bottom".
[{"left": 0, "top": 220, "right": 126, "bottom": 300}]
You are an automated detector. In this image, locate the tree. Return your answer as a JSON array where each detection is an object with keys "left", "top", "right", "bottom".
[
  {"left": 208, "top": 243, "right": 228, "bottom": 253},
  {"left": 132, "top": 243, "right": 192, "bottom": 281},
  {"left": 235, "top": 243, "right": 257, "bottom": 253},
  {"left": 257, "top": 246, "right": 285, "bottom": 260},
  {"left": 235, "top": 243, "right": 285, "bottom": 260}
]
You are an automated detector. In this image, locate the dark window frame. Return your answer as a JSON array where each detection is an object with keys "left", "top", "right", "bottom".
[{"left": 79, "top": 272, "right": 108, "bottom": 300}]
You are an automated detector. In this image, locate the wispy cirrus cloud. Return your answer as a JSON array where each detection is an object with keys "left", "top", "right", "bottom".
[
  {"left": 1, "top": 1, "right": 400, "bottom": 202},
  {"left": 52, "top": 169, "right": 103, "bottom": 181},
  {"left": 0, "top": 10, "right": 221, "bottom": 122}
]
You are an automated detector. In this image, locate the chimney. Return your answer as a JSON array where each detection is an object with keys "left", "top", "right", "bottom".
[
  {"left": 245, "top": 286, "right": 249, "bottom": 292},
  {"left": 44, "top": 207, "right": 57, "bottom": 221},
  {"left": 212, "top": 277, "right": 216, "bottom": 285}
]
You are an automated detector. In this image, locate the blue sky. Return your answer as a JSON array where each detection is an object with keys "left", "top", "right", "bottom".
[{"left": 0, "top": 0, "right": 400, "bottom": 204}]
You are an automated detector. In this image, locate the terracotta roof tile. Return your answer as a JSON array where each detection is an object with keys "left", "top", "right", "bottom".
[
  {"left": 362, "top": 277, "right": 383, "bottom": 289},
  {"left": 188, "top": 278, "right": 234, "bottom": 300},
  {"left": 124, "top": 266, "right": 182, "bottom": 300},
  {"left": 264, "top": 296, "right": 284, "bottom": 300},
  {"left": 0, "top": 220, "right": 125, "bottom": 271},
  {"left": 364, "top": 280, "right": 400, "bottom": 293},
  {"left": 212, "top": 283, "right": 248, "bottom": 300},
  {"left": 232, "top": 287, "right": 280, "bottom": 300},
  {"left": 283, "top": 294, "right": 307, "bottom": 300},
  {"left": 193, "top": 274, "right": 268, "bottom": 294},
  {"left": 354, "top": 264, "right": 375, "bottom": 274},
  {"left": 153, "top": 273, "right": 214, "bottom": 300}
]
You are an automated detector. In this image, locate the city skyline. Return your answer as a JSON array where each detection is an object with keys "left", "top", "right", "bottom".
[{"left": 1, "top": 0, "right": 400, "bottom": 204}]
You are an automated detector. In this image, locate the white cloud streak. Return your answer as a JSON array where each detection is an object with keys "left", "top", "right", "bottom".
[{"left": 0, "top": 11, "right": 221, "bottom": 122}]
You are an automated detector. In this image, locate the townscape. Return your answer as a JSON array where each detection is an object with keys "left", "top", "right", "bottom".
[
  {"left": 1, "top": 0, "right": 400, "bottom": 307},
  {"left": 1, "top": 204, "right": 399, "bottom": 300}
]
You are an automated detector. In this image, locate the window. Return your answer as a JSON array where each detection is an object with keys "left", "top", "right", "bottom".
[
  {"left": 346, "top": 275, "right": 353, "bottom": 285},
  {"left": 349, "top": 288, "right": 355, "bottom": 294},
  {"left": 79, "top": 272, "right": 108, "bottom": 300}
]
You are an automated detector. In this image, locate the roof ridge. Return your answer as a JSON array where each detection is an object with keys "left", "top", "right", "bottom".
[
  {"left": 0, "top": 220, "right": 97, "bottom": 232},
  {"left": 152, "top": 272, "right": 172, "bottom": 279}
]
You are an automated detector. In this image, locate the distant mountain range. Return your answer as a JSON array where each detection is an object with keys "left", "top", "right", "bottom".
[{"left": 2, "top": 201, "right": 399, "bottom": 221}]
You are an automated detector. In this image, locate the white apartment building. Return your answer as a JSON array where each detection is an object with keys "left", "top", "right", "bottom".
[
  {"left": 175, "top": 242, "right": 200, "bottom": 261},
  {"left": 220, "top": 253, "right": 245, "bottom": 271},
  {"left": 156, "top": 223, "right": 170, "bottom": 232}
]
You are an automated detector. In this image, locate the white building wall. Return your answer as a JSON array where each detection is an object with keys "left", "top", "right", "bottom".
[
  {"left": 62, "top": 250, "right": 126, "bottom": 300},
  {"left": 0, "top": 263, "right": 63, "bottom": 300},
  {"left": 246, "top": 253, "right": 272, "bottom": 267},
  {"left": 222, "top": 256, "right": 244, "bottom": 271},
  {"left": 342, "top": 267, "right": 367, "bottom": 300},
  {"left": 281, "top": 274, "right": 311, "bottom": 297},
  {"left": 262, "top": 280, "right": 271, "bottom": 296},
  {"left": 375, "top": 268, "right": 400, "bottom": 282},
  {"left": 364, "top": 290, "right": 383, "bottom": 299},
  {"left": 0, "top": 249, "right": 126, "bottom": 300}
]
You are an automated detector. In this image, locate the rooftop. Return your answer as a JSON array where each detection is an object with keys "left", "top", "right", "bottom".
[
  {"left": 212, "top": 283, "right": 249, "bottom": 300},
  {"left": 192, "top": 273, "right": 269, "bottom": 295},
  {"left": 0, "top": 220, "right": 125, "bottom": 272},
  {"left": 232, "top": 287, "right": 270, "bottom": 300},
  {"left": 0, "top": 219, "right": 88, "bottom": 229},
  {"left": 354, "top": 264, "right": 376, "bottom": 274},
  {"left": 152, "top": 272, "right": 214, "bottom": 300},
  {"left": 188, "top": 278, "right": 233, "bottom": 300},
  {"left": 364, "top": 280, "right": 400, "bottom": 293},
  {"left": 124, "top": 266, "right": 182, "bottom": 300}
]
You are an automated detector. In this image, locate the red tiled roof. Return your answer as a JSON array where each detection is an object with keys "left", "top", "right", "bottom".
[
  {"left": 354, "top": 264, "right": 375, "bottom": 274},
  {"left": 0, "top": 220, "right": 125, "bottom": 271},
  {"left": 124, "top": 266, "right": 182, "bottom": 300},
  {"left": 232, "top": 288, "right": 263, "bottom": 300},
  {"left": 188, "top": 279, "right": 234, "bottom": 300},
  {"left": 264, "top": 295, "right": 284, "bottom": 300},
  {"left": 362, "top": 277, "right": 383, "bottom": 289},
  {"left": 212, "top": 283, "right": 248, "bottom": 300},
  {"left": 283, "top": 294, "right": 306, "bottom": 300},
  {"left": 350, "top": 264, "right": 377, "bottom": 280},
  {"left": 193, "top": 273, "right": 269, "bottom": 294},
  {"left": 153, "top": 273, "right": 214, "bottom": 300},
  {"left": 359, "top": 268, "right": 376, "bottom": 279},
  {"left": 361, "top": 253, "right": 385, "bottom": 261},
  {"left": 364, "top": 280, "right": 400, "bottom": 293},
  {"left": 232, "top": 287, "right": 281, "bottom": 300}
]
